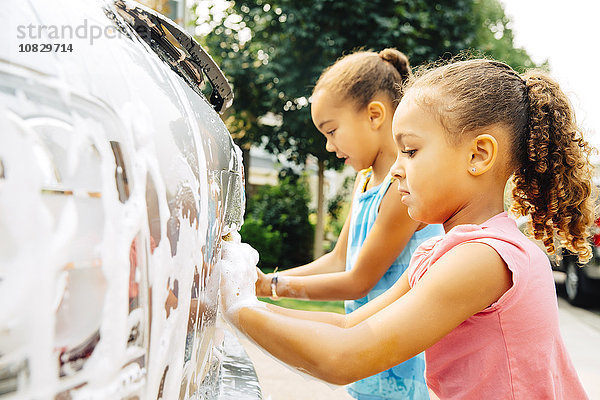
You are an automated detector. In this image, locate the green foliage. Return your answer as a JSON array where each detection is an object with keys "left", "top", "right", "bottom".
[
  {"left": 327, "top": 174, "right": 354, "bottom": 221},
  {"left": 325, "top": 174, "right": 354, "bottom": 249},
  {"left": 234, "top": 0, "right": 478, "bottom": 167},
  {"left": 196, "top": 0, "right": 538, "bottom": 170},
  {"left": 239, "top": 216, "right": 282, "bottom": 269},
  {"left": 193, "top": 1, "right": 279, "bottom": 153},
  {"left": 244, "top": 173, "right": 314, "bottom": 268},
  {"left": 471, "top": 0, "right": 541, "bottom": 72}
]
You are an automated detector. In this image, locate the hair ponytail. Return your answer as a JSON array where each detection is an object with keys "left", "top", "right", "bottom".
[
  {"left": 511, "top": 71, "right": 596, "bottom": 262},
  {"left": 314, "top": 48, "right": 412, "bottom": 110},
  {"left": 405, "top": 59, "right": 596, "bottom": 262},
  {"left": 379, "top": 48, "right": 412, "bottom": 83}
]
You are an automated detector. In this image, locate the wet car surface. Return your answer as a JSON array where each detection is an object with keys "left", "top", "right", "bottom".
[{"left": 0, "top": 0, "right": 260, "bottom": 398}]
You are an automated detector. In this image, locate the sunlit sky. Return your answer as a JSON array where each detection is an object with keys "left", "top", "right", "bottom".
[{"left": 499, "top": 0, "right": 600, "bottom": 150}]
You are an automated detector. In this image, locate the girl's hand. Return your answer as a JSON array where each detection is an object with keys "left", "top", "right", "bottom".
[
  {"left": 255, "top": 268, "right": 272, "bottom": 297},
  {"left": 218, "top": 239, "right": 261, "bottom": 324}
]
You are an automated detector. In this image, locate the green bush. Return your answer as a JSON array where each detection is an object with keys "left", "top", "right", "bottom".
[
  {"left": 325, "top": 174, "right": 353, "bottom": 251},
  {"left": 243, "top": 172, "right": 314, "bottom": 269},
  {"left": 239, "top": 216, "right": 282, "bottom": 270}
]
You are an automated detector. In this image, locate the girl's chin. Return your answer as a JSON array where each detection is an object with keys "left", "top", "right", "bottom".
[
  {"left": 408, "top": 209, "right": 445, "bottom": 226},
  {"left": 407, "top": 208, "right": 428, "bottom": 224},
  {"left": 348, "top": 160, "right": 372, "bottom": 172},
  {"left": 347, "top": 161, "right": 362, "bottom": 172}
]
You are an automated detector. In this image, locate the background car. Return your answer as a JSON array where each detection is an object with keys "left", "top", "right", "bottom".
[
  {"left": 518, "top": 212, "right": 600, "bottom": 308},
  {"left": 554, "top": 218, "right": 600, "bottom": 307},
  {"left": 0, "top": 1, "right": 260, "bottom": 399}
]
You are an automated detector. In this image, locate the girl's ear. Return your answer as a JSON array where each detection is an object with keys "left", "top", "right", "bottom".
[
  {"left": 367, "top": 101, "right": 386, "bottom": 130},
  {"left": 468, "top": 134, "right": 498, "bottom": 176}
]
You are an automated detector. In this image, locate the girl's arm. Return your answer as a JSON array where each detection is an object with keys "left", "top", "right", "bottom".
[
  {"left": 255, "top": 214, "right": 351, "bottom": 296},
  {"left": 263, "top": 186, "right": 422, "bottom": 300},
  {"left": 255, "top": 174, "right": 362, "bottom": 296},
  {"left": 226, "top": 241, "right": 512, "bottom": 385},
  {"left": 260, "top": 271, "right": 412, "bottom": 326}
]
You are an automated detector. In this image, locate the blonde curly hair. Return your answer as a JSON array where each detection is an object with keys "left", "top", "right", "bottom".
[{"left": 406, "top": 59, "right": 596, "bottom": 262}]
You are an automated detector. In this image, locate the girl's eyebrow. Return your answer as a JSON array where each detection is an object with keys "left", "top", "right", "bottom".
[
  {"left": 394, "top": 131, "right": 420, "bottom": 140},
  {"left": 318, "top": 119, "right": 334, "bottom": 129}
]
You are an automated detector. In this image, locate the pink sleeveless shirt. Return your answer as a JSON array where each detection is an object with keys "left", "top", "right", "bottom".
[{"left": 407, "top": 212, "right": 588, "bottom": 399}]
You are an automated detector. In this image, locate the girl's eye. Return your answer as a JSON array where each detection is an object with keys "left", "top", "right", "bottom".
[
  {"left": 401, "top": 149, "right": 416, "bottom": 158},
  {"left": 326, "top": 129, "right": 336, "bottom": 136}
]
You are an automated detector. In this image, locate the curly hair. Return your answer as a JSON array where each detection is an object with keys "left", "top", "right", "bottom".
[
  {"left": 512, "top": 71, "right": 595, "bottom": 262},
  {"left": 406, "top": 59, "right": 596, "bottom": 262}
]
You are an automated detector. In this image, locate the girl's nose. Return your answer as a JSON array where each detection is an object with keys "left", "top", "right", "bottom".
[
  {"left": 390, "top": 153, "right": 405, "bottom": 180},
  {"left": 325, "top": 139, "right": 336, "bottom": 153}
]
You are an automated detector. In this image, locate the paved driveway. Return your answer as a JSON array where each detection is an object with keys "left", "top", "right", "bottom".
[{"left": 240, "top": 337, "right": 354, "bottom": 400}]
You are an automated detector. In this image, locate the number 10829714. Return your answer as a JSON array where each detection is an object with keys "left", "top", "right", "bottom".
[{"left": 19, "top": 43, "right": 73, "bottom": 53}]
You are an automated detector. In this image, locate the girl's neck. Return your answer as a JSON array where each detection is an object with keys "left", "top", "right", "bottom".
[
  {"left": 367, "top": 138, "right": 397, "bottom": 189},
  {"left": 442, "top": 190, "right": 506, "bottom": 232}
]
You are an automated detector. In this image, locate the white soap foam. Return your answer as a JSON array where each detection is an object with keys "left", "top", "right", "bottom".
[{"left": 217, "top": 237, "right": 344, "bottom": 391}]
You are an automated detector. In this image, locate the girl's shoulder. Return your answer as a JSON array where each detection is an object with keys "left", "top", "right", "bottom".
[
  {"left": 435, "top": 212, "right": 524, "bottom": 256},
  {"left": 350, "top": 168, "right": 372, "bottom": 192},
  {"left": 409, "top": 212, "right": 547, "bottom": 288}
]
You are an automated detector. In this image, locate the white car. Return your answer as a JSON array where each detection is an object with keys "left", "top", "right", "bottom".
[{"left": 0, "top": 1, "right": 259, "bottom": 399}]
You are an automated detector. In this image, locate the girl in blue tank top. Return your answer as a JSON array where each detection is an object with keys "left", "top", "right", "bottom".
[{"left": 255, "top": 49, "right": 443, "bottom": 399}]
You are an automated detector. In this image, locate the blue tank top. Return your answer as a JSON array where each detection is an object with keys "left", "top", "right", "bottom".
[{"left": 345, "top": 168, "right": 443, "bottom": 400}]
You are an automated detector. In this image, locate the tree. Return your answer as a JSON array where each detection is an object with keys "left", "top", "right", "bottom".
[
  {"left": 471, "top": 0, "right": 542, "bottom": 71},
  {"left": 243, "top": 170, "right": 314, "bottom": 268},
  {"left": 195, "top": 0, "right": 537, "bottom": 255}
]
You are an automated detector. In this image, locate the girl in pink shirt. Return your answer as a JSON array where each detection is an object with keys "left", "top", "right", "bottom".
[{"left": 219, "top": 59, "right": 594, "bottom": 399}]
